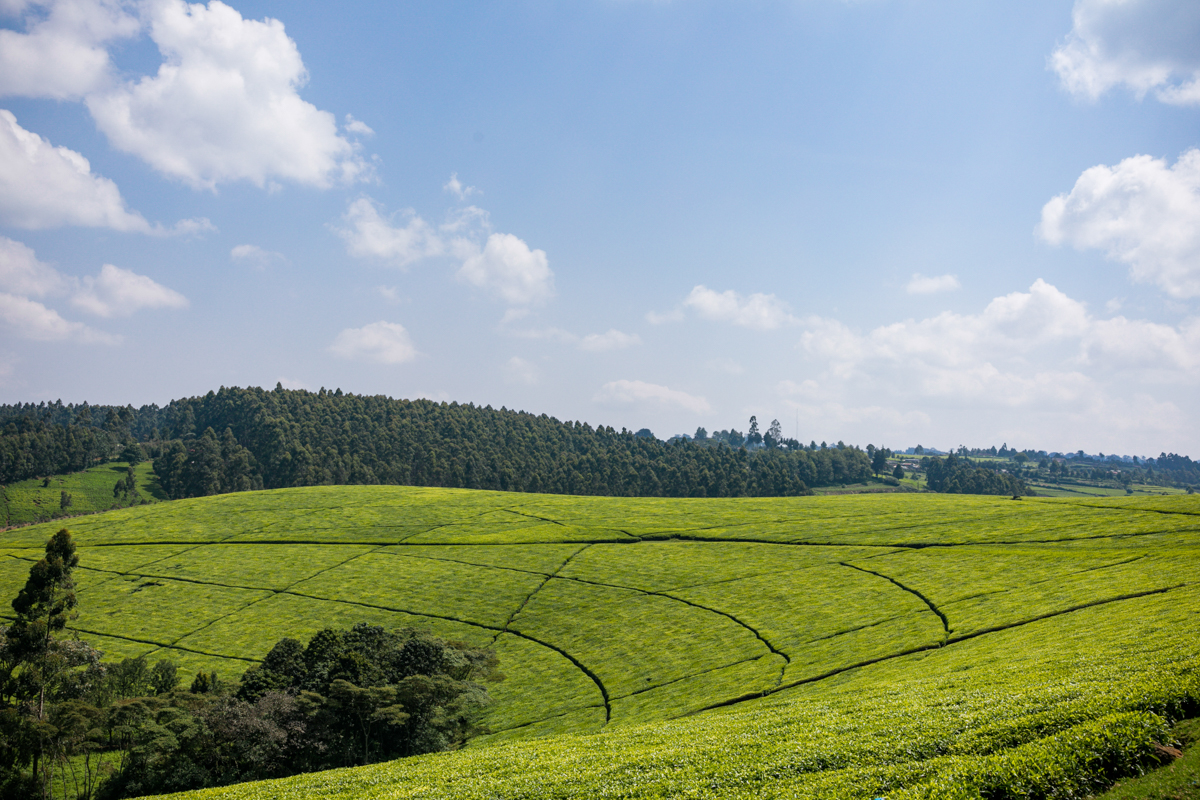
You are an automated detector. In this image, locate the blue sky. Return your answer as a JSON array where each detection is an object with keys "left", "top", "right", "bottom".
[{"left": 2, "top": 0, "right": 1199, "bottom": 456}]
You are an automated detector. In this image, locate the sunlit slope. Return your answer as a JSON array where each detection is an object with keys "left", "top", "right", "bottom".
[{"left": 2, "top": 488, "right": 1199, "bottom": 749}]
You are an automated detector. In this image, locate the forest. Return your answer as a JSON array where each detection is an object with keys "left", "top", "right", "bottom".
[
  {"left": 0, "top": 386, "right": 871, "bottom": 499},
  {"left": 4, "top": 385, "right": 1196, "bottom": 502}
]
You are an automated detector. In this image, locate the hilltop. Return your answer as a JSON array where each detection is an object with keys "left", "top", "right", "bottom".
[{"left": 1, "top": 487, "right": 1198, "bottom": 797}]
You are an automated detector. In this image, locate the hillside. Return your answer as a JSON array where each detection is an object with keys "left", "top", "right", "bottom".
[
  {"left": 0, "top": 386, "right": 881, "bottom": 498},
  {"left": 2, "top": 489, "right": 1199, "bottom": 797}
]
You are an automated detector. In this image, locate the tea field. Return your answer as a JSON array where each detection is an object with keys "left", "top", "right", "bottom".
[
  {"left": 2, "top": 487, "right": 1199, "bottom": 798},
  {"left": 1, "top": 460, "right": 164, "bottom": 527}
]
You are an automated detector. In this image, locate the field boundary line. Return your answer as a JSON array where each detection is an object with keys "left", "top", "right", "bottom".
[
  {"left": 944, "top": 582, "right": 1194, "bottom": 645},
  {"left": 474, "top": 703, "right": 607, "bottom": 740},
  {"left": 492, "top": 544, "right": 612, "bottom": 723},
  {"left": 801, "top": 609, "right": 927, "bottom": 645},
  {"left": 611, "top": 653, "right": 779, "bottom": 701},
  {"left": 66, "top": 626, "right": 259, "bottom": 663},
  {"left": 282, "top": 588, "right": 614, "bottom": 726},
  {"left": 494, "top": 544, "right": 591, "bottom": 643},
  {"left": 841, "top": 562, "right": 950, "bottom": 642},
  {"left": 375, "top": 549, "right": 553, "bottom": 579},
  {"left": 683, "top": 580, "right": 1198, "bottom": 719},
  {"left": 542, "top": 572, "right": 792, "bottom": 687}
]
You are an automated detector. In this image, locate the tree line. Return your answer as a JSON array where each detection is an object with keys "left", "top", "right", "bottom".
[
  {"left": 922, "top": 454, "right": 1027, "bottom": 496},
  {"left": 3, "top": 387, "right": 874, "bottom": 499},
  {"left": 0, "top": 530, "right": 499, "bottom": 799}
]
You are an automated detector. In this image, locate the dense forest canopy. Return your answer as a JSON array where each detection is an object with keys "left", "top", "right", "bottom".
[
  {"left": 1, "top": 387, "right": 870, "bottom": 499},
  {"left": 2, "top": 386, "right": 1196, "bottom": 500}
]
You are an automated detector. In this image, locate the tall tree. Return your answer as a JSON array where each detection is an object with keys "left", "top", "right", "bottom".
[{"left": 1, "top": 529, "right": 79, "bottom": 797}]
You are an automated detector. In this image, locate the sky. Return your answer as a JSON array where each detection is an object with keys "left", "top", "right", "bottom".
[{"left": 1, "top": 0, "right": 1199, "bottom": 457}]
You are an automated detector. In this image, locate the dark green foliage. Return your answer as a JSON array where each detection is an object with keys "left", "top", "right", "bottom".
[
  {"left": 0, "top": 529, "right": 92, "bottom": 797},
  {"left": 141, "top": 386, "right": 868, "bottom": 500},
  {"left": 190, "top": 671, "right": 221, "bottom": 694},
  {"left": 1155, "top": 453, "right": 1200, "bottom": 485},
  {"left": 0, "top": 419, "right": 121, "bottom": 485},
  {"left": 95, "top": 625, "right": 499, "bottom": 798},
  {"left": 154, "top": 428, "right": 262, "bottom": 499},
  {"left": 150, "top": 660, "right": 179, "bottom": 696},
  {"left": 924, "top": 454, "right": 1027, "bottom": 496},
  {"left": 117, "top": 443, "right": 143, "bottom": 466}
]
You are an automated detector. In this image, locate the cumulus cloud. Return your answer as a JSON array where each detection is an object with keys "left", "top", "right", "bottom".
[
  {"left": 85, "top": 0, "right": 367, "bottom": 189},
  {"left": 0, "top": 292, "right": 119, "bottom": 343},
  {"left": 230, "top": 243, "right": 286, "bottom": 268},
  {"left": 0, "top": 109, "right": 209, "bottom": 233},
  {"left": 328, "top": 321, "right": 417, "bottom": 364},
  {"left": 0, "top": 235, "right": 186, "bottom": 340},
  {"left": 1051, "top": 0, "right": 1200, "bottom": 105},
  {"left": 596, "top": 379, "right": 712, "bottom": 414},
  {"left": 343, "top": 114, "right": 373, "bottom": 136},
  {"left": 71, "top": 263, "right": 188, "bottom": 317},
  {"left": 679, "top": 285, "right": 797, "bottom": 329},
  {"left": 798, "top": 279, "right": 1200, "bottom": 407},
  {"left": 443, "top": 172, "right": 478, "bottom": 200},
  {"left": 338, "top": 194, "right": 555, "bottom": 307},
  {"left": 458, "top": 233, "right": 554, "bottom": 306},
  {"left": 0, "top": 235, "right": 67, "bottom": 296},
  {"left": 336, "top": 198, "right": 444, "bottom": 266},
  {"left": 906, "top": 273, "right": 961, "bottom": 295},
  {"left": 0, "top": 0, "right": 139, "bottom": 100},
  {"left": 579, "top": 329, "right": 642, "bottom": 352},
  {"left": 1039, "top": 149, "right": 1200, "bottom": 298}
]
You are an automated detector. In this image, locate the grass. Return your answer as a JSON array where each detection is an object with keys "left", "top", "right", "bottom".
[
  {"left": 1, "top": 461, "right": 164, "bottom": 527},
  {"left": 0, "top": 486, "right": 1197, "bottom": 798}
]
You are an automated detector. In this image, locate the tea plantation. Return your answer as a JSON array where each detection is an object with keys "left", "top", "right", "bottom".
[{"left": 2, "top": 487, "right": 1198, "bottom": 798}]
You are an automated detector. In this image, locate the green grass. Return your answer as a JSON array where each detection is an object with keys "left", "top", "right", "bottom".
[
  {"left": 1, "top": 486, "right": 1198, "bottom": 798},
  {"left": 1, "top": 461, "right": 164, "bottom": 527}
]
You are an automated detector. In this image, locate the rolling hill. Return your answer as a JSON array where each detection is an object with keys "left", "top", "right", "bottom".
[{"left": 2, "top": 488, "right": 1199, "bottom": 798}]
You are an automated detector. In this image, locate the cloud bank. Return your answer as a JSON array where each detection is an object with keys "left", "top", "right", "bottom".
[
  {"left": 1051, "top": 0, "right": 1200, "bottom": 105},
  {"left": 1040, "top": 149, "right": 1200, "bottom": 298}
]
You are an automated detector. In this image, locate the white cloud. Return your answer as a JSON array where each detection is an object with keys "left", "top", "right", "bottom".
[
  {"left": 503, "top": 356, "right": 538, "bottom": 385},
  {"left": 596, "top": 379, "right": 712, "bottom": 414},
  {"left": 328, "top": 321, "right": 417, "bottom": 364},
  {"left": 0, "top": 291, "right": 118, "bottom": 343},
  {"left": 681, "top": 285, "right": 797, "bottom": 329},
  {"left": 798, "top": 279, "right": 1199, "bottom": 406},
  {"left": 343, "top": 114, "right": 373, "bottom": 136},
  {"left": 0, "top": 108, "right": 199, "bottom": 232},
  {"left": 579, "top": 329, "right": 642, "bottom": 352},
  {"left": 0, "top": 0, "right": 139, "bottom": 100},
  {"left": 71, "top": 263, "right": 188, "bottom": 317},
  {"left": 443, "top": 172, "right": 479, "bottom": 200},
  {"left": 230, "top": 243, "right": 286, "bottom": 268},
  {"left": 0, "top": 236, "right": 185, "bottom": 341},
  {"left": 336, "top": 198, "right": 444, "bottom": 266},
  {"left": 905, "top": 273, "right": 960, "bottom": 295},
  {"left": 338, "top": 195, "right": 553, "bottom": 308},
  {"left": 1039, "top": 149, "right": 1200, "bottom": 298},
  {"left": 85, "top": 0, "right": 367, "bottom": 189},
  {"left": 0, "top": 235, "right": 67, "bottom": 296},
  {"left": 458, "top": 232, "right": 554, "bottom": 306},
  {"left": 1051, "top": 0, "right": 1200, "bottom": 105}
]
